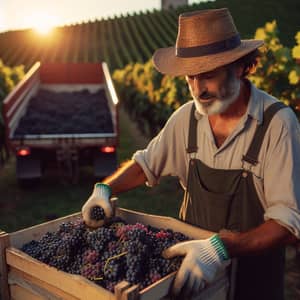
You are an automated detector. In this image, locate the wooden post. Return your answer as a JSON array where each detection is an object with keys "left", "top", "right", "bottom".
[
  {"left": 115, "top": 281, "right": 131, "bottom": 300},
  {"left": 0, "top": 230, "right": 10, "bottom": 300},
  {"left": 111, "top": 197, "right": 118, "bottom": 216},
  {"left": 121, "top": 284, "right": 139, "bottom": 300}
]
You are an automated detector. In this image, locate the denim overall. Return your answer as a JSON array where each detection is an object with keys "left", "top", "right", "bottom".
[{"left": 179, "top": 102, "right": 286, "bottom": 300}]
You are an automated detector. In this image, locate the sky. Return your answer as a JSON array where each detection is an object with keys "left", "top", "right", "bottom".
[{"left": 0, "top": 0, "right": 203, "bottom": 33}]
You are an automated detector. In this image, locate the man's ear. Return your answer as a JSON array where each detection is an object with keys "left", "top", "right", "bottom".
[{"left": 235, "top": 64, "right": 244, "bottom": 79}]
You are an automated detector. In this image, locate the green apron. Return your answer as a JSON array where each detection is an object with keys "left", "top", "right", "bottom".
[{"left": 179, "top": 102, "right": 286, "bottom": 300}]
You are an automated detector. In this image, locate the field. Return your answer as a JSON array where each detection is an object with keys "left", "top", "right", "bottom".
[
  {"left": 0, "top": 0, "right": 299, "bottom": 70},
  {"left": 0, "top": 108, "right": 299, "bottom": 299},
  {"left": 0, "top": 108, "right": 183, "bottom": 233}
]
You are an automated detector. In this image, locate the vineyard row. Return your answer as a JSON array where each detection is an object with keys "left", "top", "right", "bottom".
[{"left": 0, "top": 9, "right": 182, "bottom": 71}]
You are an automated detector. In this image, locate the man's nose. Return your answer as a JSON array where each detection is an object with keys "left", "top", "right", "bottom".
[{"left": 192, "top": 76, "right": 205, "bottom": 96}]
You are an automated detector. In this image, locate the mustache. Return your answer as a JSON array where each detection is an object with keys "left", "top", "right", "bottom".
[{"left": 196, "top": 91, "right": 217, "bottom": 100}]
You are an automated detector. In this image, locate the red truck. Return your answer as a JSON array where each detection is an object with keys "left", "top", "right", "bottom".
[{"left": 2, "top": 62, "right": 119, "bottom": 184}]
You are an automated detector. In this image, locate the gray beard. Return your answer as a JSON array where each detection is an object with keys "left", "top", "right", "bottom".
[{"left": 192, "top": 79, "right": 241, "bottom": 116}]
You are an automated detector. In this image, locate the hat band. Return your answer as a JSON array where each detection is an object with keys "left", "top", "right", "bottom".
[{"left": 176, "top": 34, "right": 241, "bottom": 58}]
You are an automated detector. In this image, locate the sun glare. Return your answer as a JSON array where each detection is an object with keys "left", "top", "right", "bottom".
[{"left": 29, "top": 12, "right": 59, "bottom": 35}]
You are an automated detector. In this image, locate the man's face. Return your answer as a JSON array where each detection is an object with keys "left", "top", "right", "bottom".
[{"left": 186, "top": 65, "right": 241, "bottom": 116}]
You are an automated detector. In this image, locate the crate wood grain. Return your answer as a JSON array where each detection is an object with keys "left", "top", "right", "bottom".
[
  {"left": 9, "top": 267, "right": 79, "bottom": 300},
  {"left": 0, "top": 231, "right": 10, "bottom": 300},
  {"left": 0, "top": 208, "right": 229, "bottom": 300}
]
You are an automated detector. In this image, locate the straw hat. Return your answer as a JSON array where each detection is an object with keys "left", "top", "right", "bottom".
[{"left": 153, "top": 8, "right": 264, "bottom": 76}]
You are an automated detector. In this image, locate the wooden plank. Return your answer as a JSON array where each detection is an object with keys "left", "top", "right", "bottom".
[
  {"left": 114, "top": 281, "right": 131, "bottom": 300},
  {"left": 139, "top": 272, "right": 175, "bottom": 300},
  {"left": 116, "top": 208, "right": 214, "bottom": 239},
  {"left": 10, "top": 284, "right": 44, "bottom": 300},
  {"left": 139, "top": 271, "right": 228, "bottom": 300},
  {"left": 0, "top": 230, "right": 10, "bottom": 300},
  {"left": 121, "top": 284, "right": 139, "bottom": 300},
  {"left": 9, "top": 212, "right": 81, "bottom": 249},
  {"left": 6, "top": 248, "right": 115, "bottom": 300},
  {"left": 9, "top": 267, "right": 79, "bottom": 300},
  {"left": 110, "top": 198, "right": 119, "bottom": 216}
]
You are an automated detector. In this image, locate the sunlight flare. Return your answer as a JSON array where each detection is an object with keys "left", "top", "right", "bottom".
[{"left": 27, "top": 12, "right": 59, "bottom": 35}]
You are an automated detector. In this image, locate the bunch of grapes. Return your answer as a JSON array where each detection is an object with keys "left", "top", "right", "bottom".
[
  {"left": 21, "top": 216, "right": 190, "bottom": 293},
  {"left": 90, "top": 206, "right": 106, "bottom": 221},
  {"left": 87, "top": 227, "right": 116, "bottom": 252},
  {"left": 14, "top": 89, "right": 114, "bottom": 136}
]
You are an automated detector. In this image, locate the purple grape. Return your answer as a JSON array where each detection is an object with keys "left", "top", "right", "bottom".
[
  {"left": 90, "top": 205, "right": 106, "bottom": 221},
  {"left": 21, "top": 217, "right": 190, "bottom": 292}
]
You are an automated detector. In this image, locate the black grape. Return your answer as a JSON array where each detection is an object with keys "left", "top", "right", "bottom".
[{"left": 21, "top": 216, "right": 190, "bottom": 292}]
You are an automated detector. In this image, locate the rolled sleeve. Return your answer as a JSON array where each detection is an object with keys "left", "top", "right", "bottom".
[
  {"left": 263, "top": 109, "right": 300, "bottom": 239},
  {"left": 133, "top": 150, "right": 159, "bottom": 187},
  {"left": 132, "top": 102, "right": 192, "bottom": 188},
  {"left": 264, "top": 205, "right": 300, "bottom": 238}
]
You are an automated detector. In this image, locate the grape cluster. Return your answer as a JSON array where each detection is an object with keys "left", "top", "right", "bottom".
[
  {"left": 21, "top": 216, "right": 190, "bottom": 293},
  {"left": 90, "top": 205, "right": 106, "bottom": 221},
  {"left": 14, "top": 89, "right": 114, "bottom": 136}
]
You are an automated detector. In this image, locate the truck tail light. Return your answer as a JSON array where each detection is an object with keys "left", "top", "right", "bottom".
[
  {"left": 100, "top": 146, "right": 116, "bottom": 153},
  {"left": 17, "top": 147, "right": 31, "bottom": 156}
]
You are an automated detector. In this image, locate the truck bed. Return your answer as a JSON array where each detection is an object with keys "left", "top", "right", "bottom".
[
  {"left": 13, "top": 88, "right": 114, "bottom": 137},
  {"left": 3, "top": 62, "right": 119, "bottom": 181}
]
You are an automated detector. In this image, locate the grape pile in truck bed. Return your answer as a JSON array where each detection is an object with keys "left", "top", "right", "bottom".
[
  {"left": 14, "top": 89, "right": 114, "bottom": 136},
  {"left": 21, "top": 217, "right": 190, "bottom": 292}
]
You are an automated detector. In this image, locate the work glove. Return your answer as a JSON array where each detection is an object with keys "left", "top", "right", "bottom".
[
  {"left": 82, "top": 183, "right": 113, "bottom": 228},
  {"left": 163, "top": 234, "right": 231, "bottom": 298}
]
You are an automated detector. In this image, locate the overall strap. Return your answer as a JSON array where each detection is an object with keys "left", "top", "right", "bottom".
[
  {"left": 186, "top": 103, "right": 198, "bottom": 153},
  {"left": 243, "top": 102, "right": 287, "bottom": 166}
]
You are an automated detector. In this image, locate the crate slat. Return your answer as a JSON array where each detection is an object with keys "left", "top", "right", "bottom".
[
  {"left": 139, "top": 271, "right": 228, "bottom": 300},
  {"left": 6, "top": 248, "right": 115, "bottom": 300},
  {"left": 114, "top": 281, "right": 131, "bottom": 300},
  {"left": 0, "top": 230, "right": 10, "bottom": 300},
  {"left": 9, "top": 267, "right": 79, "bottom": 300},
  {"left": 10, "top": 284, "right": 44, "bottom": 300},
  {"left": 117, "top": 209, "right": 213, "bottom": 239},
  {"left": 9, "top": 213, "right": 81, "bottom": 249},
  {"left": 121, "top": 284, "right": 139, "bottom": 300},
  {"left": 139, "top": 272, "right": 175, "bottom": 300}
]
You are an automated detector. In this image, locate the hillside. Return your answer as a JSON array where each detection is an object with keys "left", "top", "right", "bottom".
[{"left": 0, "top": 0, "right": 299, "bottom": 70}]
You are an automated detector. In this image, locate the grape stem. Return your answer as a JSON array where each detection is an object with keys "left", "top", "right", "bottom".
[
  {"left": 104, "top": 251, "right": 128, "bottom": 273},
  {"left": 93, "top": 276, "right": 104, "bottom": 281}
]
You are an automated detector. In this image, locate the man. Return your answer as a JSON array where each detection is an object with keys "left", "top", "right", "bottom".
[{"left": 82, "top": 8, "right": 300, "bottom": 300}]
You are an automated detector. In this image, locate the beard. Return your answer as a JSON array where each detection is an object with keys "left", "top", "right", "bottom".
[{"left": 190, "top": 70, "right": 241, "bottom": 116}]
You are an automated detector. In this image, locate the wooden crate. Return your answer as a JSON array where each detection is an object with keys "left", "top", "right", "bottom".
[{"left": 0, "top": 208, "right": 229, "bottom": 300}]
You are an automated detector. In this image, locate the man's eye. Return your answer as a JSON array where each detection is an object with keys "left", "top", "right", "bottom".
[
  {"left": 204, "top": 73, "right": 214, "bottom": 79},
  {"left": 187, "top": 75, "right": 195, "bottom": 80}
]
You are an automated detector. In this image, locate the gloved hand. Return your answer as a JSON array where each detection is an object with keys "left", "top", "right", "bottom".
[
  {"left": 81, "top": 183, "right": 113, "bottom": 228},
  {"left": 163, "top": 234, "right": 231, "bottom": 298}
]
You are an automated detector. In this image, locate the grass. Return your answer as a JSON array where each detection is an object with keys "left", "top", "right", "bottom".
[
  {"left": 0, "top": 107, "right": 183, "bottom": 233},
  {"left": 115, "top": 108, "right": 183, "bottom": 217}
]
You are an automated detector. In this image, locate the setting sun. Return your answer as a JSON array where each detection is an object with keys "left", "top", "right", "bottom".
[{"left": 28, "top": 12, "right": 59, "bottom": 35}]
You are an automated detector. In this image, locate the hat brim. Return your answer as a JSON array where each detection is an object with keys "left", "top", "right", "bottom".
[{"left": 152, "top": 40, "right": 264, "bottom": 76}]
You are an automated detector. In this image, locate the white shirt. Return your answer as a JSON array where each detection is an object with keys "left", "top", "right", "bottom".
[{"left": 133, "top": 83, "right": 300, "bottom": 238}]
